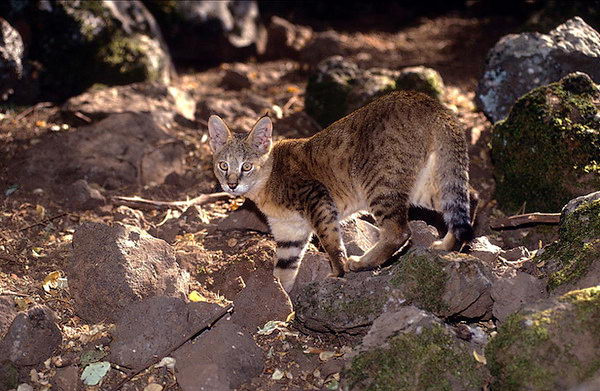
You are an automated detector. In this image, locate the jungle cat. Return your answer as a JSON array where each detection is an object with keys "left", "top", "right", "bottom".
[{"left": 208, "top": 90, "right": 473, "bottom": 291}]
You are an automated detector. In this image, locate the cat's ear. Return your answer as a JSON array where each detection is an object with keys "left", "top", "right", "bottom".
[
  {"left": 247, "top": 116, "right": 272, "bottom": 154},
  {"left": 208, "top": 115, "right": 232, "bottom": 153}
]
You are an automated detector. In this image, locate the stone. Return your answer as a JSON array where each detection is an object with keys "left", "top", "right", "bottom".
[
  {"left": 491, "top": 72, "right": 600, "bottom": 212},
  {"left": 217, "top": 201, "right": 269, "bottom": 234},
  {"left": 231, "top": 272, "right": 293, "bottom": 333},
  {"left": 146, "top": 0, "right": 265, "bottom": 64},
  {"left": 293, "top": 249, "right": 493, "bottom": 334},
  {"left": 63, "top": 82, "right": 195, "bottom": 122},
  {"left": 487, "top": 287, "right": 600, "bottom": 390},
  {"left": 343, "top": 306, "right": 487, "bottom": 391},
  {"left": 114, "top": 205, "right": 146, "bottom": 228},
  {"left": 53, "top": 366, "right": 79, "bottom": 391},
  {"left": 3, "top": 0, "right": 173, "bottom": 102},
  {"left": 220, "top": 63, "right": 252, "bottom": 90},
  {"left": 0, "top": 361, "right": 19, "bottom": 391},
  {"left": 491, "top": 270, "right": 548, "bottom": 323},
  {"left": 561, "top": 191, "right": 600, "bottom": 218},
  {"left": 395, "top": 66, "right": 444, "bottom": 99},
  {"left": 265, "top": 16, "right": 312, "bottom": 59},
  {"left": 537, "top": 194, "right": 600, "bottom": 294},
  {"left": 19, "top": 112, "right": 185, "bottom": 191},
  {"left": 109, "top": 296, "right": 221, "bottom": 370},
  {"left": 0, "top": 18, "right": 23, "bottom": 100},
  {"left": 500, "top": 246, "right": 531, "bottom": 262},
  {"left": 341, "top": 218, "right": 379, "bottom": 257},
  {"left": 0, "top": 296, "right": 17, "bottom": 339},
  {"left": 68, "top": 222, "right": 189, "bottom": 322},
  {"left": 288, "top": 251, "right": 331, "bottom": 301},
  {"left": 0, "top": 306, "right": 62, "bottom": 366},
  {"left": 408, "top": 220, "right": 439, "bottom": 248},
  {"left": 173, "top": 318, "right": 264, "bottom": 391},
  {"left": 477, "top": 17, "right": 600, "bottom": 123},
  {"left": 468, "top": 236, "right": 502, "bottom": 263},
  {"left": 300, "top": 31, "right": 356, "bottom": 66},
  {"left": 66, "top": 179, "right": 106, "bottom": 211}
]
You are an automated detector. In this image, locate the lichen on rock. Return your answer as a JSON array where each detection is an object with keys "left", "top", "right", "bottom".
[
  {"left": 487, "top": 287, "right": 600, "bottom": 391},
  {"left": 491, "top": 72, "right": 600, "bottom": 213}
]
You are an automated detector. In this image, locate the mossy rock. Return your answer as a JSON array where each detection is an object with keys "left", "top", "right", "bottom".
[
  {"left": 537, "top": 196, "right": 600, "bottom": 292},
  {"left": 491, "top": 72, "right": 600, "bottom": 213},
  {"left": 343, "top": 310, "right": 487, "bottom": 391},
  {"left": 395, "top": 66, "right": 444, "bottom": 100},
  {"left": 487, "top": 287, "right": 600, "bottom": 391}
]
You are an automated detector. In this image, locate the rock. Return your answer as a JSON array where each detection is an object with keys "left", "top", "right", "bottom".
[
  {"left": 343, "top": 306, "right": 487, "bottom": 391},
  {"left": 477, "top": 17, "right": 600, "bottom": 123},
  {"left": 109, "top": 296, "right": 221, "bottom": 370},
  {"left": 294, "top": 249, "right": 493, "bottom": 334},
  {"left": 561, "top": 191, "right": 600, "bottom": 218},
  {"left": 0, "top": 296, "right": 17, "bottom": 339},
  {"left": 288, "top": 251, "right": 331, "bottom": 301},
  {"left": 69, "top": 222, "right": 190, "bottom": 322},
  {"left": 571, "top": 374, "right": 600, "bottom": 391},
  {"left": 19, "top": 112, "right": 185, "bottom": 191},
  {"left": 67, "top": 179, "right": 106, "bottom": 210},
  {"left": 220, "top": 63, "right": 252, "bottom": 90},
  {"left": 63, "top": 82, "right": 195, "bottom": 122},
  {"left": 491, "top": 270, "right": 548, "bottom": 323},
  {"left": 195, "top": 95, "right": 260, "bottom": 130},
  {"left": 300, "top": 31, "right": 356, "bottom": 66},
  {"left": 0, "top": 18, "right": 23, "bottom": 100},
  {"left": 0, "top": 361, "right": 19, "bottom": 391},
  {"left": 173, "top": 318, "right": 264, "bottom": 391},
  {"left": 491, "top": 72, "right": 600, "bottom": 212},
  {"left": 231, "top": 272, "right": 292, "bottom": 333},
  {"left": 408, "top": 220, "right": 439, "bottom": 248},
  {"left": 265, "top": 16, "right": 312, "bottom": 59},
  {"left": 395, "top": 66, "right": 444, "bottom": 100},
  {"left": 487, "top": 287, "right": 600, "bottom": 390},
  {"left": 500, "top": 246, "right": 531, "bottom": 262},
  {"left": 114, "top": 205, "right": 146, "bottom": 228},
  {"left": 53, "top": 366, "right": 79, "bottom": 391},
  {"left": 3, "top": 0, "right": 173, "bottom": 102},
  {"left": 0, "top": 306, "right": 62, "bottom": 366},
  {"left": 146, "top": 0, "right": 265, "bottom": 65},
  {"left": 217, "top": 201, "right": 269, "bottom": 234},
  {"left": 341, "top": 218, "right": 379, "bottom": 257},
  {"left": 537, "top": 195, "right": 600, "bottom": 294},
  {"left": 468, "top": 236, "right": 502, "bottom": 263}
]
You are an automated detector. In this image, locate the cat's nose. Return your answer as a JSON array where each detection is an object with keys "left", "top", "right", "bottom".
[{"left": 228, "top": 182, "right": 238, "bottom": 190}]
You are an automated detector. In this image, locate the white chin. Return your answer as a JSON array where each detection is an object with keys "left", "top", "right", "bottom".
[{"left": 224, "top": 186, "right": 247, "bottom": 196}]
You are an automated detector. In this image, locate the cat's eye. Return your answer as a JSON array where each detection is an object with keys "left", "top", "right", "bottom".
[
  {"left": 218, "top": 161, "right": 228, "bottom": 171},
  {"left": 241, "top": 162, "right": 253, "bottom": 172}
]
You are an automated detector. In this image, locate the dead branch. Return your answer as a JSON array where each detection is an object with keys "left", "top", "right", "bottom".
[
  {"left": 111, "top": 192, "right": 233, "bottom": 211},
  {"left": 19, "top": 213, "right": 69, "bottom": 232},
  {"left": 14, "top": 101, "right": 53, "bottom": 121},
  {"left": 490, "top": 212, "right": 561, "bottom": 230},
  {"left": 110, "top": 304, "right": 234, "bottom": 391}
]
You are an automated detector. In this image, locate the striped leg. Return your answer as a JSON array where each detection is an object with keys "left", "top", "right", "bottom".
[{"left": 270, "top": 217, "right": 311, "bottom": 292}]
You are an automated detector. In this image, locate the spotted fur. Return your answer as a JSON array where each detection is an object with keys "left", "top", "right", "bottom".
[{"left": 208, "top": 91, "right": 473, "bottom": 291}]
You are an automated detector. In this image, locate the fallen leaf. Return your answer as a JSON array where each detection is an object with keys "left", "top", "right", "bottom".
[
  {"left": 42, "top": 271, "right": 61, "bottom": 292},
  {"left": 35, "top": 120, "right": 47, "bottom": 127},
  {"left": 35, "top": 205, "right": 45, "bottom": 219},
  {"left": 473, "top": 350, "right": 487, "bottom": 365},
  {"left": 15, "top": 297, "right": 33, "bottom": 311},
  {"left": 188, "top": 290, "right": 208, "bottom": 302},
  {"left": 144, "top": 384, "right": 163, "bottom": 391},
  {"left": 81, "top": 361, "right": 110, "bottom": 386},
  {"left": 257, "top": 320, "right": 288, "bottom": 335},
  {"left": 31, "top": 247, "right": 44, "bottom": 258},
  {"left": 285, "top": 311, "right": 295, "bottom": 323},
  {"left": 155, "top": 357, "right": 176, "bottom": 370},
  {"left": 5, "top": 185, "right": 18, "bottom": 196},
  {"left": 271, "top": 369, "right": 284, "bottom": 380},
  {"left": 227, "top": 238, "right": 238, "bottom": 247},
  {"left": 287, "top": 86, "right": 300, "bottom": 94},
  {"left": 325, "top": 379, "right": 339, "bottom": 390},
  {"left": 80, "top": 347, "right": 107, "bottom": 366},
  {"left": 319, "top": 351, "right": 340, "bottom": 361}
]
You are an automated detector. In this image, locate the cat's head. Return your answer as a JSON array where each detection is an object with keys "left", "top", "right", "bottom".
[{"left": 207, "top": 115, "right": 273, "bottom": 196}]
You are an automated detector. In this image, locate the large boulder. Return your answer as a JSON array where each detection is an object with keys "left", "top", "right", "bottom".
[
  {"left": 144, "top": 0, "right": 265, "bottom": 64},
  {"left": 490, "top": 72, "right": 600, "bottom": 213},
  {"left": 3, "top": 0, "right": 173, "bottom": 102},
  {"left": 18, "top": 112, "right": 185, "bottom": 191},
  {"left": 342, "top": 306, "right": 488, "bottom": 391},
  {"left": 487, "top": 287, "right": 600, "bottom": 390},
  {"left": 0, "top": 18, "right": 23, "bottom": 100},
  {"left": 538, "top": 193, "right": 600, "bottom": 294},
  {"left": 0, "top": 306, "right": 62, "bottom": 366},
  {"left": 293, "top": 249, "right": 493, "bottom": 334},
  {"left": 264, "top": 16, "right": 312, "bottom": 59},
  {"left": 68, "top": 222, "right": 190, "bottom": 322},
  {"left": 305, "top": 56, "right": 444, "bottom": 127},
  {"left": 477, "top": 17, "right": 600, "bottom": 123},
  {"left": 0, "top": 296, "right": 17, "bottom": 339}
]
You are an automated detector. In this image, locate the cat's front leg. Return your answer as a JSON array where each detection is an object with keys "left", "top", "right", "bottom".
[{"left": 269, "top": 217, "right": 311, "bottom": 292}]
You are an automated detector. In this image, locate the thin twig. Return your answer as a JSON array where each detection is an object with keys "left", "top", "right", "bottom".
[
  {"left": 490, "top": 212, "right": 561, "bottom": 230},
  {"left": 110, "top": 304, "right": 234, "bottom": 391},
  {"left": 0, "top": 290, "right": 29, "bottom": 297},
  {"left": 112, "top": 192, "right": 232, "bottom": 211},
  {"left": 14, "top": 102, "right": 53, "bottom": 121},
  {"left": 19, "top": 213, "right": 68, "bottom": 232}
]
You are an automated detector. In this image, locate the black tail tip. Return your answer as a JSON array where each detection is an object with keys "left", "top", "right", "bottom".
[{"left": 453, "top": 222, "right": 474, "bottom": 243}]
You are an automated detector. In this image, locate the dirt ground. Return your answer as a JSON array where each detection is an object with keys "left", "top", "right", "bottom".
[{"left": 0, "top": 13, "right": 557, "bottom": 391}]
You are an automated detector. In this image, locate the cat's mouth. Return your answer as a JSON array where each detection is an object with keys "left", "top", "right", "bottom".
[{"left": 223, "top": 183, "right": 248, "bottom": 196}]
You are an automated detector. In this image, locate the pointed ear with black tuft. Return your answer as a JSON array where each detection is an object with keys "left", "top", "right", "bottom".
[
  {"left": 247, "top": 115, "right": 273, "bottom": 154},
  {"left": 207, "top": 115, "right": 232, "bottom": 153}
]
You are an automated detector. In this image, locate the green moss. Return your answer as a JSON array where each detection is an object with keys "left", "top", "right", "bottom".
[
  {"left": 395, "top": 68, "right": 444, "bottom": 99},
  {"left": 97, "top": 33, "right": 159, "bottom": 85},
  {"left": 491, "top": 74, "right": 600, "bottom": 213},
  {"left": 539, "top": 199, "right": 600, "bottom": 290},
  {"left": 0, "top": 361, "right": 19, "bottom": 390},
  {"left": 344, "top": 324, "right": 485, "bottom": 391},
  {"left": 390, "top": 250, "right": 449, "bottom": 314},
  {"left": 487, "top": 287, "right": 600, "bottom": 390}
]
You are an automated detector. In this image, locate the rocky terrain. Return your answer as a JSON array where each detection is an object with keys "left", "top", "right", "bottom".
[{"left": 0, "top": 1, "right": 599, "bottom": 391}]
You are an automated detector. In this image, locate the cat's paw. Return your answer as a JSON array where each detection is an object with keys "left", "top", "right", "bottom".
[{"left": 347, "top": 255, "right": 370, "bottom": 272}]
